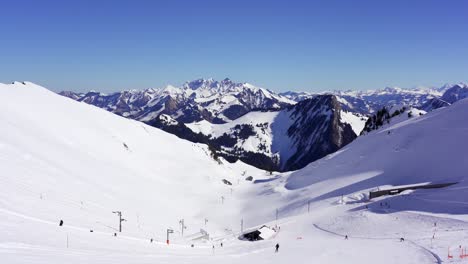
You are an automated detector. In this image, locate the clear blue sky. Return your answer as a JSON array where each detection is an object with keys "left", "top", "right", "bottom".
[{"left": 1, "top": 0, "right": 467, "bottom": 93}]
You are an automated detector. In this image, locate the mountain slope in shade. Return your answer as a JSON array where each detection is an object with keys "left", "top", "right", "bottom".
[
  {"left": 440, "top": 83, "right": 468, "bottom": 104},
  {"left": 418, "top": 97, "right": 451, "bottom": 112}
]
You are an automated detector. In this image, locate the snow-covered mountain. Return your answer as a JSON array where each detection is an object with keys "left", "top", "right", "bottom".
[
  {"left": 281, "top": 86, "right": 444, "bottom": 114},
  {"left": 3, "top": 81, "right": 468, "bottom": 264},
  {"left": 62, "top": 81, "right": 466, "bottom": 123},
  {"left": 282, "top": 83, "right": 468, "bottom": 114},
  {"left": 440, "top": 83, "right": 468, "bottom": 104},
  {"left": 280, "top": 91, "right": 376, "bottom": 114},
  {"left": 354, "top": 86, "right": 441, "bottom": 108},
  {"left": 186, "top": 95, "right": 365, "bottom": 171},
  {"left": 60, "top": 78, "right": 295, "bottom": 124}
]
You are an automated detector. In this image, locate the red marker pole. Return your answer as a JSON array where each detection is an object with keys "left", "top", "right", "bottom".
[{"left": 167, "top": 229, "right": 174, "bottom": 245}]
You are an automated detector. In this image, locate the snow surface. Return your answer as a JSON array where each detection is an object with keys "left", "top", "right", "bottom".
[
  {"left": 187, "top": 111, "right": 278, "bottom": 139},
  {"left": 2, "top": 82, "right": 468, "bottom": 264},
  {"left": 340, "top": 111, "right": 367, "bottom": 135}
]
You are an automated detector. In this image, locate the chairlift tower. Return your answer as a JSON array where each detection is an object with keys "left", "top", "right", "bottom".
[
  {"left": 179, "top": 219, "right": 186, "bottom": 236},
  {"left": 112, "top": 211, "right": 126, "bottom": 232}
]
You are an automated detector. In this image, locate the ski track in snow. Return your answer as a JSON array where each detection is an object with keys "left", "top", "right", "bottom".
[{"left": 313, "top": 223, "right": 441, "bottom": 264}]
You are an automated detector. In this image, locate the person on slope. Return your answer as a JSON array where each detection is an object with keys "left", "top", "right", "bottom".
[{"left": 275, "top": 243, "right": 279, "bottom": 253}]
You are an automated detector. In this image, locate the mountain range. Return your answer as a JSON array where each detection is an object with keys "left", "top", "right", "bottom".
[
  {"left": 59, "top": 79, "right": 468, "bottom": 171},
  {"left": 60, "top": 78, "right": 294, "bottom": 125}
]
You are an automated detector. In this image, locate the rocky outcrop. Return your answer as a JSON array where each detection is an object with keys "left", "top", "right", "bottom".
[{"left": 283, "top": 95, "right": 357, "bottom": 171}]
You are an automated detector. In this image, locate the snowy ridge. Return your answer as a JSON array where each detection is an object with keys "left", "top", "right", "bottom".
[
  {"left": 281, "top": 83, "right": 468, "bottom": 114},
  {"left": 60, "top": 78, "right": 295, "bottom": 124},
  {"left": 360, "top": 105, "right": 427, "bottom": 135}
]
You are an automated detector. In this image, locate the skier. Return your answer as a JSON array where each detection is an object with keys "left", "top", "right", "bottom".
[
  {"left": 400, "top": 237, "right": 404, "bottom": 242},
  {"left": 59, "top": 220, "right": 63, "bottom": 226},
  {"left": 220, "top": 242, "right": 223, "bottom": 247},
  {"left": 345, "top": 235, "right": 348, "bottom": 240},
  {"left": 275, "top": 243, "right": 279, "bottom": 253}
]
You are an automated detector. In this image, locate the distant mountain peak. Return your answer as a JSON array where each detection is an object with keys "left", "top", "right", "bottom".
[{"left": 183, "top": 78, "right": 220, "bottom": 90}]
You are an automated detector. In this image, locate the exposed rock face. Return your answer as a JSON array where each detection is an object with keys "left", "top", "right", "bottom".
[{"left": 283, "top": 95, "right": 357, "bottom": 171}]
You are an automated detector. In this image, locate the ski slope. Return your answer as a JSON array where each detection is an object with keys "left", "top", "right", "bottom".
[
  {"left": 1, "top": 82, "right": 468, "bottom": 264},
  {"left": 0, "top": 82, "right": 267, "bottom": 250}
]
